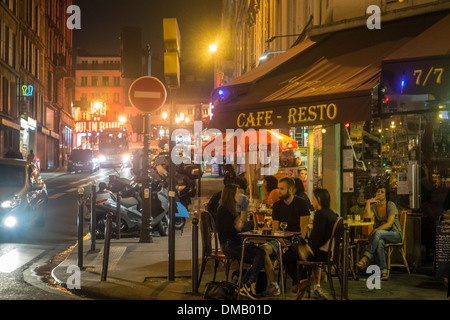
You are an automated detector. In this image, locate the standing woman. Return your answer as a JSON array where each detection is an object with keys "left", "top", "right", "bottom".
[
  {"left": 216, "top": 184, "right": 265, "bottom": 300},
  {"left": 356, "top": 185, "right": 402, "bottom": 280}
]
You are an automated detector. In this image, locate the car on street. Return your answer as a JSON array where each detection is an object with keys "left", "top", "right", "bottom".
[
  {"left": 0, "top": 158, "right": 48, "bottom": 237},
  {"left": 67, "top": 148, "right": 100, "bottom": 172}
]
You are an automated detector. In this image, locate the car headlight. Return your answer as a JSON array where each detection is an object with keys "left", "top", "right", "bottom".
[
  {"left": 1, "top": 196, "right": 21, "bottom": 209},
  {"left": 4, "top": 216, "right": 17, "bottom": 228},
  {"left": 99, "top": 155, "right": 106, "bottom": 162}
]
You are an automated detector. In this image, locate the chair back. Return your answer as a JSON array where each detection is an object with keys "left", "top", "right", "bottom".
[
  {"left": 398, "top": 211, "right": 408, "bottom": 244},
  {"left": 200, "top": 211, "right": 217, "bottom": 256},
  {"left": 327, "top": 218, "right": 345, "bottom": 271}
]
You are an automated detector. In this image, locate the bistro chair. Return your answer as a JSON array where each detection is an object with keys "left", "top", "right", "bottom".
[
  {"left": 385, "top": 211, "right": 410, "bottom": 278},
  {"left": 197, "top": 211, "right": 237, "bottom": 292},
  {"left": 296, "top": 217, "right": 344, "bottom": 300}
]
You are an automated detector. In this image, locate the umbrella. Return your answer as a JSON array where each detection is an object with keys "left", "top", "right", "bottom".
[{"left": 202, "top": 129, "right": 298, "bottom": 156}]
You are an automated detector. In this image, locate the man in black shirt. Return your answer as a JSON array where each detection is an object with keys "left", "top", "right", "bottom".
[{"left": 261, "top": 177, "right": 310, "bottom": 296}]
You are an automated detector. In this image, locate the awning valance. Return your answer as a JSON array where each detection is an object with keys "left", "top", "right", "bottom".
[
  {"left": 210, "top": 12, "right": 447, "bottom": 131},
  {"left": 381, "top": 13, "right": 450, "bottom": 99}
]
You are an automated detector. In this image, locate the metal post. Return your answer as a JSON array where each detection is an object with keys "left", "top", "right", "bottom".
[
  {"left": 101, "top": 212, "right": 113, "bottom": 281},
  {"left": 342, "top": 224, "right": 350, "bottom": 300},
  {"left": 90, "top": 181, "right": 96, "bottom": 251},
  {"left": 191, "top": 216, "right": 199, "bottom": 293},
  {"left": 116, "top": 192, "right": 121, "bottom": 239},
  {"left": 140, "top": 113, "right": 153, "bottom": 243},
  {"left": 77, "top": 187, "right": 84, "bottom": 269},
  {"left": 168, "top": 88, "right": 176, "bottom": 281},
  {"left": 197, "top": 164, "right": 202, "bottom": 197}
]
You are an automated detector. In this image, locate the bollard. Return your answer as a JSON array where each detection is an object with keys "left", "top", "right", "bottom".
[
  {"left": 77, "top": 187, "right": 84, "bottom": 269},
  {"left": 116, "top": 192, "right": 121, "bottom": 239},
  {"left": 90, "top": 181, "right": 96, "bottom": 252},
  {"left": 342, "top": 224, "right": 350, "bottom": 300},
  {"left": 101, "top": 212, "right": 113, "bottom": 281},
  {"left": 191, "top": 215, "right": 199, "bottom": 293}
]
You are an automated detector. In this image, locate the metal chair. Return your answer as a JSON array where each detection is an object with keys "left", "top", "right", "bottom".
[
  {"left": 197, "top": 211, "right": 237, "bottom": 291},
  {"left": 296, "top": 217, "right": 344, "bottom": 300},
  {"left": 385, "top": 211, "right": 410, "bottom": 278}
]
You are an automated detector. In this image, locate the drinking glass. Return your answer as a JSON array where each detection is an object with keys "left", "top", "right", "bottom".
[{"left": 280, "top": 221, "right": 287, "bottom": 232}]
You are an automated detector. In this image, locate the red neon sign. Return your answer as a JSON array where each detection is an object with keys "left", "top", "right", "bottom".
[{"left": 74, "top": 121, "right": 123, "bottom": 133}]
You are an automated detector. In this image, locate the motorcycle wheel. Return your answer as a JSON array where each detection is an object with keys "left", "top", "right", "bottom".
[
  {"left": 174, "top": 217, "right": 186, "bottom": 230},
  {"left": 157, "top": 215, "right": 169, "bottom": 236}
]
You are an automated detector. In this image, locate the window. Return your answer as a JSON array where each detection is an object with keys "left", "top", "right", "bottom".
[
  {"left": 81, "top": 77, "right": 87, "bottom": 86},
  {"left": 91, "top": 76, "right": 98, "bottom": 86},
  {"left": 113, "top": 76, "right": 120, "bottom": 86},
  {"left": 113, "top": 93, "right": 120, "bottom": 103},
  {"left": 102, "top": 76, "right": 109, "bottom": 86}
]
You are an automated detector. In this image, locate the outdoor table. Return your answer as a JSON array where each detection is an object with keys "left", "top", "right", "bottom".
[
  {"left": 237, "top": 230, "right": 298, "bottom": 299},
  {"left": 344, "top": 220, "right": 374, "bottom": 279}
]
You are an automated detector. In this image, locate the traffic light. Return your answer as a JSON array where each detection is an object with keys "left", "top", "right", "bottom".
[
  {"left": 194, "top": 104, "right": 202, "bottom": 121},
  {"left": 120, "top": 26, "right": 142, "bottom": 78},
  {"left": 130, "top": 115, "right": 143, "bottom": 133}
]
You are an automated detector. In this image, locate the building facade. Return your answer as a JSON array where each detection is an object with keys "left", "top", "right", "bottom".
[
  {"left": 0, "top": 0, "right": 74, "bottom": 170},
  {"left": 216, "top": 0, "right": 450, "bottom": 227}
]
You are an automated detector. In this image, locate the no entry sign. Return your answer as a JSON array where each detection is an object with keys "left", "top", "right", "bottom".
[{"left": 128, "top": 76, "right": 167, "bottom": 113}]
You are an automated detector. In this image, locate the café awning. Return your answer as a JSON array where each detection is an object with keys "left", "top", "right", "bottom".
[
  {"left": 381, "top": 13, "right": 450, "bottom": 99},
  {"left": 210, "top": 12, "right": 447, "bottom": 131}
]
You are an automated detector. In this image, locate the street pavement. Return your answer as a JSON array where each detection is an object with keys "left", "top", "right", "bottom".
[{"left": 40, "top": 170, "right": 449, "bottom": 305}]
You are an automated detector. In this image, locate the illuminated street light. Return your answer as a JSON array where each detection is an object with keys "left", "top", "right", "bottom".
[
  {"left": 118, "top": 116, "right": 127, "bottom": 123},
  {"left": 162, "top": 112, "right": 168, "bottom": 120},
  {"left": 209, "top": 43, "right": 218, "bottom": 53}
]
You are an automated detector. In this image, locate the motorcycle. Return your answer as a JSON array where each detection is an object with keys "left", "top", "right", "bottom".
[
  {"left": 150, "top": 152, "right": 202, "bottom": 230},
  {"left": 85, "top": 181, "right": 170, "bottom": 238}
]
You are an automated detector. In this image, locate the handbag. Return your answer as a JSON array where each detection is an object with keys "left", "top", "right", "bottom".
[{"left": 203, "top": 281, "right": 238, "bottom": 300}]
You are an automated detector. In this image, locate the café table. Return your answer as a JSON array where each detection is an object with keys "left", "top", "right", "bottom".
[
  {"left": 237, "top": 230, "right": 298, "bottom": 299},
  {"left": 344, "top": 219, "right": 374, "bottom": 279}
]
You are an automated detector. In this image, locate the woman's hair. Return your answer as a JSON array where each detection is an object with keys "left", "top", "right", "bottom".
[
  {"left": 220, "top": 184, "right": 239, "bottom": 217},
  {"left": 234, "top": 176, "right": 248, "bottom": 191},
  {"left": 375, "top": 184, "right": 390, "bottom": 201},
  {"left": 293, "top": 178, "right": 305, "bottom": 196},
  {"left": 313, "top": 188, "right": 331, "bottom": 209},
  {"left": 264, "top": 175, "right": 278, "bottom": 192}
]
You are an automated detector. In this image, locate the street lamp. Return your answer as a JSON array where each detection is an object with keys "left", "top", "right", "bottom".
[
  {"left": 209, "top": 43, "right": 218, "bottom": 53},
  {"left": 259, "top": 50, "right": 287, "bottom": 61}
]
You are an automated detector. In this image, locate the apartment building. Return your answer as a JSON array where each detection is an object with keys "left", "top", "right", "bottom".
[{"left": 0, "top": 0, "right": 74, "bottom": 169}]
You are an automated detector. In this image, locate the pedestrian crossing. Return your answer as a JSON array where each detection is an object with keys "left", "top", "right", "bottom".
[
  {"left": 0, "top": 248, "right": 45, "bottom": 273},
  {"left": 47, "top": 172, "right": 113, "bottom": 200}
]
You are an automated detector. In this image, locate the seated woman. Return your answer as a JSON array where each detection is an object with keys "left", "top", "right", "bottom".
[
  {"left": 296, "top": 188, "right": 338, "bottom": 300},
  {"left": 355, "top": 185, "right": 402, "bottom": 281},
  {"left": 261, "top": 175, "right": 279, "bottom": 207},
  {"left": 216, "top": 184, "right": 265, "bottom": 300},
  {"left": 294, "top": 177, "right": 313, "bottom": 212}
]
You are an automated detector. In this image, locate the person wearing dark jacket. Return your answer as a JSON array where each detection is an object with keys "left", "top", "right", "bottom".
[
  {"left": 216, "top": 184, "right": 265, "bottom": 300},
  {"left": 297, "top": 188, "right": 338, "bottom": 300}
]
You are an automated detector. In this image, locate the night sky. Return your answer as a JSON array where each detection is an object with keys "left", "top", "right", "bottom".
[{"left": 72, "top": 0, "right": 222, "bottom": 62}]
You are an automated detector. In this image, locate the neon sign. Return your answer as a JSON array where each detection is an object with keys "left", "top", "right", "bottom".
[
  {"left": 21, "top": 85, "right": 34, "bottom": 96},
  {"left": 74, "top": 121, "right": 123, "bottom": 133}
]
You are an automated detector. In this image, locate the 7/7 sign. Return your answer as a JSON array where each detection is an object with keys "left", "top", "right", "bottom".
[{"left": 382, "top": 57, "right": 450, "bottom": 99}]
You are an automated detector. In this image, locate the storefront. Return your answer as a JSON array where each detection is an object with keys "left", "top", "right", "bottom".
[{"left": 209, "top": 12, "right": 445, "bottom": 213}]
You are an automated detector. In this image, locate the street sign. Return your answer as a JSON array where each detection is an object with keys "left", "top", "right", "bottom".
[{"left": 128, "top": 76, "right": 167, "bottom": 113}]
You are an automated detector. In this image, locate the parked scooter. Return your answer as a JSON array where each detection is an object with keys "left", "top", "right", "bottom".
[{"left": 84, "top": 181, "right": 169, "bottom": 238}]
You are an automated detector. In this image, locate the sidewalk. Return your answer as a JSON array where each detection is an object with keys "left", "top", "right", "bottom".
[{"left": 51, "top": 224, "right": 449, "bottom": 301}]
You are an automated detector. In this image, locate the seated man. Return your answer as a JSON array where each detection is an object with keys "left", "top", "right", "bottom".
[{"left": 261, "top": 177, "right": 310, "bottom": 296}]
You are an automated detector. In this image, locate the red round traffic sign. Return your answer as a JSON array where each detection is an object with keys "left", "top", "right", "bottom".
[{"left": 128, "top": 76, "right": 167, "bottom": 113}]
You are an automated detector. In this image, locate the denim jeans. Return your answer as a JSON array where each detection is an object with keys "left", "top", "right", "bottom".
[
  {"left": 222, "top": 240, "right": 265, "bottom": 284},
  {"left": 363, "top": 229, "right": 402, "bottom": 274}
]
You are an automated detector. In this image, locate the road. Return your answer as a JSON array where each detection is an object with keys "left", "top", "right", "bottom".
[
  {"left": 0, "top": 167, "right": 128, "bottom": 300},
  {"left": 0, "top": 167, "right": 221, "bottom": 300}
]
